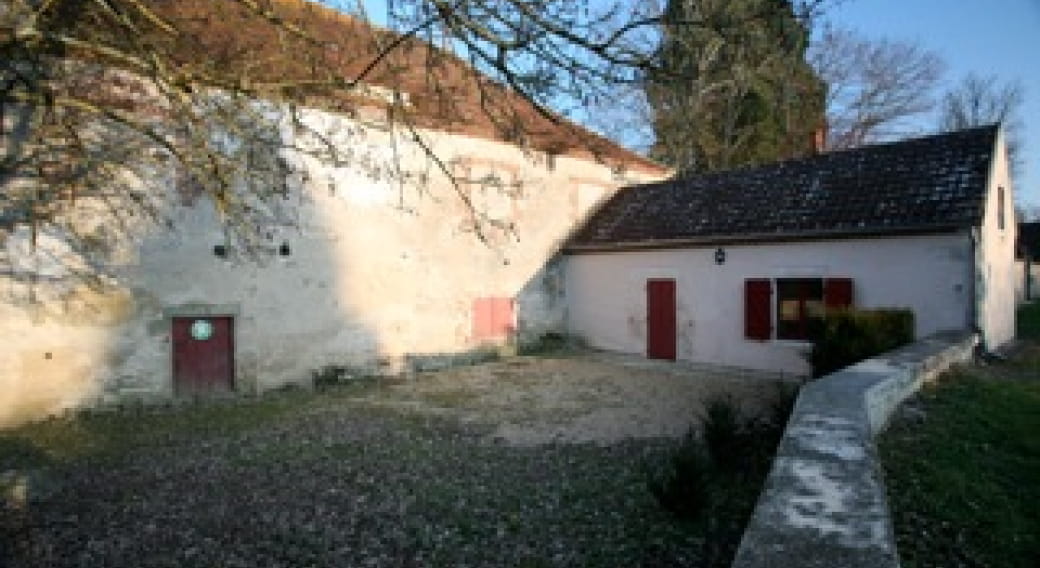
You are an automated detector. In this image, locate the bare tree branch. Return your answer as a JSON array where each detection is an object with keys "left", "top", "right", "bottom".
[
  {"left": 809, "top": 26, "right": 944, "bottom": 150},
  {"left": 1, "top": 0, "right": 836, "bottom": 289},
  {"left": 938, "top": 73, "right": 1025, "bottom": 175}
]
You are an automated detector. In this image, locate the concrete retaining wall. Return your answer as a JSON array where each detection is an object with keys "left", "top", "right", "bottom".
[{"left": 732, "top": 331, "right": 977, "bottom": 568}]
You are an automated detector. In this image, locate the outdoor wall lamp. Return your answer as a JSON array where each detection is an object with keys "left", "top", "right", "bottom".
[{"left": 714, "top": 247, "right": 726, "bottom": 265}]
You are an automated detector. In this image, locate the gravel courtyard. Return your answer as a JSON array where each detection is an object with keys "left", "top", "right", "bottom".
[
  {"left": 1, "top": 353, "right": 795, "bottom": 567},
  {"left": 372, "top": 353, "right": 795, "bottom": 446}
]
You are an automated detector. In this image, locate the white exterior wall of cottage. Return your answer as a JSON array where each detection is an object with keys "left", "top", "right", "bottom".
[
  {"left": 0, "top": 104, "right": 664, "bottom": 428},
  {"left": 975, "top": 127, "right": 1017, "bottom": 349},
  {"left": 564, "top": 233, "right": 976, "bottom": 376}
]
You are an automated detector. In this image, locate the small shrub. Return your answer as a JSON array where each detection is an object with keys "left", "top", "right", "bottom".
[
  {"left": 647, "top": 386, "right": 801, "bottom": 523},
  {"left": 702, "top": 396, "right": 744, "bottom": 472},
  {"left": 809, "top": 308, "right": 914, "bottom": 377},
  {"left": 517, "top": 332, "right": 586, "bottom": 355},
  {"left": 766, "top": 383, "right": 798, "bottom": 435},
  {"left": 743, "top": 383, "right": 800, "bottom": 467},
  {"left": 517, "top": 332, "right": 567, "bottom": 355},
  {"left": 646, "top": 429, "right": 713, "bottom": 520},
  {"left": 311, "top": 365, "right": 361, "bottom": 390}
]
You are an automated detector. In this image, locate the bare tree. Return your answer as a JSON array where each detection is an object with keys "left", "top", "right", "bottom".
[
  {"left": 583, "top": 83, "right": 656, "bottom": 155},
  {"left": 0, "top": 0, "right": 673, "bottom": 285},
  {"left": 809, "top": 26, "right": 944, "bottom": 150},
  {"left": 1, "top": 0, "right": 841, "bottom": 288},
  {"left": 938, "top": 73, "right": 1025, "bottom": 174}
]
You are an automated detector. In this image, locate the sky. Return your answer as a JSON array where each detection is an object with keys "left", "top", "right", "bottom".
[
  {"left": 347, "top": 0, "right": 1040, "bottom": 207},
  {"left": 822, "top": 0, "right": 1040, "bottom": 208}
]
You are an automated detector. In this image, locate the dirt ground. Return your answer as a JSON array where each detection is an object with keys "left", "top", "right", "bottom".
[
  {"left": 359, "top": 351, "right": 801, "bottom": 446},
  {"left": 1, "top": 351, "right": 800, "bottom": 567}
]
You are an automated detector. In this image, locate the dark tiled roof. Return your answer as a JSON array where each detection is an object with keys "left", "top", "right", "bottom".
[
  {"left": 568, "top": 125, "right": 999, "bottom": 251},
  {"left": 1019, "top": 222, "right": 1040, "bottom": 259}
]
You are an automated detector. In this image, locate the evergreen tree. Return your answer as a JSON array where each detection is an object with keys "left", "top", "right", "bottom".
[{"left": 646, "top": 0, "right": 825, "bottom": 173}]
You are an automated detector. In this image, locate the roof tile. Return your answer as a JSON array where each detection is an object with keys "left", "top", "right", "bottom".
[{"left": 568, "top": 125, "right": 999, "bottom": 250}]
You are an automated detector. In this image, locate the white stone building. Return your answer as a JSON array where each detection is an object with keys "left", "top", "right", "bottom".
[{"left": 564, "top": 125, "right": 1017, "bottom": 375}]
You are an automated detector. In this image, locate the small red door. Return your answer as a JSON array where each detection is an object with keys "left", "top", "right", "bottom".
[
  {"left": 172, "top": 316, "right": 234, "bottom": 394},
  {"left": 647, "top": 279, "right": 677, "bottom": 360}
]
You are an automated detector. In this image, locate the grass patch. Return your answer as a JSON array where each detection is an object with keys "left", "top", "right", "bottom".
[
  {"left": 517, "top": 332, "right": 585, "bottom": 356},
  {"left": 0, "top": 389, "right": 321, "bottom": 468},
  {"left": 880, "top": 371, "right": 1040, "bottom": 567}
]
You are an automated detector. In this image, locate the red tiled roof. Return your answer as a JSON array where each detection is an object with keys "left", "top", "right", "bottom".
[{"left": 136, "top": 0, "right": 666, "bottom": 175}]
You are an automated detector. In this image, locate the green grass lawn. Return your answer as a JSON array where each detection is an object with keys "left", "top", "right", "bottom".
[{"left": 880, "top": 360, "right": 1040, "bottom": 566}]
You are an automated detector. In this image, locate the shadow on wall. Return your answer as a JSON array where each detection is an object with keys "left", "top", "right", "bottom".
[
  {"left": 0, "top": 224, "right": 148, "bottom": 428},
  {"left": 0, "top": 178, "right": 384, "bottom": 429},
  {"left": 0, "top": 82, "right": 644, "bottom": 427},
  {"left": 515, "top": 255, "right": 569, "bottom": 349}
]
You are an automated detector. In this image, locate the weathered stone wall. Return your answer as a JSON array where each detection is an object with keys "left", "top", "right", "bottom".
[
  {"left": 0, "top": 103, "right": 664, "bottom": 428},
  {"left": 731, "top": 331, "right": 977, "bottom": 568}
]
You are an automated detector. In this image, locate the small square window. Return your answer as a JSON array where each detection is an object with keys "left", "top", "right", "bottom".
[{"left": 998, "top": 186, "right": 1006, "bottom": 231}]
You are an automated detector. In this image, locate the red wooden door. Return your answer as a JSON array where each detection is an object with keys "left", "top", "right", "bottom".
[
  {"left": 647, "top": 279, "right": 677, "bottom": 360},
  {"left": 172, "top": 316, "right": 234, "bottom": 394}
]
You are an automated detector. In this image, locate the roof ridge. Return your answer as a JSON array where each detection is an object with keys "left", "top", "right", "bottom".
[
  {"left": 142, "top": 0, "right": 668, "bottom": 174},
  {"left": 571, "top": 124, "right": 1000, "bottom": 250},
  {"left": 671, "top": 123, "right": 1000, "bottom": 183}
]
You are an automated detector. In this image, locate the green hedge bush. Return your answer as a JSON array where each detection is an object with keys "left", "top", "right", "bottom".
[{"left": 808, "top": 308, "right": 915, "bottom": 378}]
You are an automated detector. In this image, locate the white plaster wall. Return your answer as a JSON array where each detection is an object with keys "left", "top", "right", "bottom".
[
  {"left": 0, "top": 104, "right": 665, "bottom": 427},
  {"left": 977, "top": 128, "right": 1018, "bottom": 348},
  {"left": 565, "top": 233, "right": 973, "bottom": 375}
]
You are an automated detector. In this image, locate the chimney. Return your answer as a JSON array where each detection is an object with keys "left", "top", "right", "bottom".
[{"left": 812, "top": 122, "right": 828, "bottom": 154}]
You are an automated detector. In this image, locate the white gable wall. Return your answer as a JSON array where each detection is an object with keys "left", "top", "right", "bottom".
[
  {"left": 565, "top": 233, "right": 974, "bottom": 376},
  {"left": 976, "top": 127, "right": 1017, "bottom": 349}
]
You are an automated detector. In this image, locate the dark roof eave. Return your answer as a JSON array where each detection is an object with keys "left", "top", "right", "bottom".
[{"left": 564, "top": 224, "right": 971, "bottom": 254}]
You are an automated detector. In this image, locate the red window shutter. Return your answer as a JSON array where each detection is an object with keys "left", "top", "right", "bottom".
[
  {"left": 491, "top": 298, "right": 515, "bottom": 337},
  {"left": 473, "top": 297, "right": 514, "bottom": 340},
  {"left": 473, "top": 298, "right": 492, "bottom": 339},
  {"left": 824, "top": 278, "right": 853, "bottom": 309},
  {"left": 745, "top": 279, "right": 772, "bottom": 340}
]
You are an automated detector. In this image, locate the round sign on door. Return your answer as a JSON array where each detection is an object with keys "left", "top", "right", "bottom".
[{"left": 190, "top": 319, "right": 214, "bottom": 341}]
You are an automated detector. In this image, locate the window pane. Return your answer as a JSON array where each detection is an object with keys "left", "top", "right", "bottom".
[
  {"left": 776, "top": 278, "right": 824, "bottom": 340},
  {"left": 805, "top": 299, "right": 826, "bottom": 318},
  {"left": 779, "top": 299, "right": 800, "bottom": 321}
]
